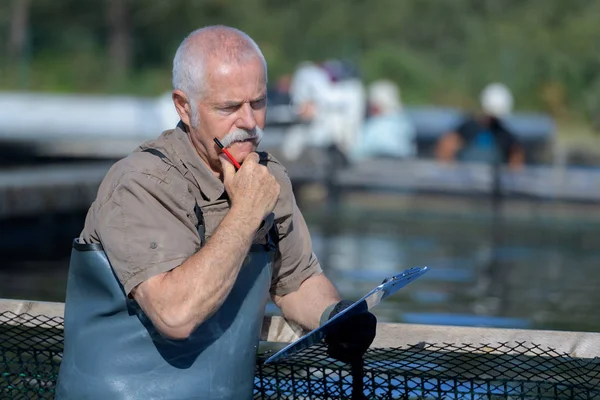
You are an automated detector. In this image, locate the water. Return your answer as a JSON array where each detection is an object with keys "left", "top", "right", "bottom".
[
  {"left": 1, "top": 196, "right": 600, "bottom": 333},
  {"left": 284, "top": 197, "right": 600, "bottom": 333}
]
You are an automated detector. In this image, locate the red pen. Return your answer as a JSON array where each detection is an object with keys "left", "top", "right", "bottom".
[{"left": 213, "top": 138, "right": 242, "bottom": 170}]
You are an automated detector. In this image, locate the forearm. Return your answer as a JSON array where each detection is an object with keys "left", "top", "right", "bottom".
[
  {"left": 273, "top": 273, "right": 342, "bottom": 331},
  {"left": 436, "top": 132, "right": 462, "bottom": 162},
  {"left": 138, "top": 206, "right": 261, "bottom": 338},
  {"left": 508, "top": 146, "right": 525, "bottom": 169}
]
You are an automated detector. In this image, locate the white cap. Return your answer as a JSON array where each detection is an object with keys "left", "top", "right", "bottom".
[
  {"left": 368, "top": 80, "right": 402, "bottom": 114},
  {"left": 480, "top": 83, "right": 513, "bottom": 117},
  {"left": 289, "top": 62, "right": 331, "bottom": 105}
]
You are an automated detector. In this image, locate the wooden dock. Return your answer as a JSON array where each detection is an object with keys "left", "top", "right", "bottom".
[
  {"left": 1, "top": 155, "right": 599, "bottom": 219},
  {"left": 0, "top": 162, "right": 112, "bottom": 219}
]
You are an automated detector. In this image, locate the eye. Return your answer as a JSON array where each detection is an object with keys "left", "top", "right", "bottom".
[
  {"left": 251, "top": 98, "right": 266, "bottom": 110},
  {"left": 219, "top": 104, "right": 240, "bottom": 114}
]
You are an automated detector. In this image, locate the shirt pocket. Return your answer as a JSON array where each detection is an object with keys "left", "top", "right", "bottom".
[{"left": 200, "top": 202, "right": 229, "bottom": 243}]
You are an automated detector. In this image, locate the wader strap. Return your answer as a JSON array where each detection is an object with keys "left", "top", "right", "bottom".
[
  {"left": 141, "top": 148, "right": 169, "bottom": 161},
  {"left": 256, "top": 151, "right": 270, "bottom": 164}
]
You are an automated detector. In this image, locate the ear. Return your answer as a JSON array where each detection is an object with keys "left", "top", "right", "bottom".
[{"left": 172, "top": 90, "right": 193, "bottom": 127}]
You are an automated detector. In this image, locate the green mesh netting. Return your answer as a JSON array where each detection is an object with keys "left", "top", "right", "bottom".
[{"left": 2, "top": 311, "right": 599, "bottom": 399}]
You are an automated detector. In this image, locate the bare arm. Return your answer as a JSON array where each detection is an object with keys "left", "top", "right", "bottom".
[
  {"left": 435, "top": 132, "right": 463, "bottom": 163},
  {"left": 508, "top": 144, "right": 525, "bottom": 170},
  {"left": 132, "top": 207, "right": 261, "bottom": 339},
  {"left": 272, "top": 273, "right": 341, "bottom": 331},
  {"left": 132, "top": 153, "right": 280, "bottom": 339}
]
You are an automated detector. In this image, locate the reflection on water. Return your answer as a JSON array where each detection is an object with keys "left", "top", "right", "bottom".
[
  {"left": 2, "top": 199, "right": 600, "bottom": 333},
  {"left": 299, "top": 204, "right": 600, "bottom": 333}
]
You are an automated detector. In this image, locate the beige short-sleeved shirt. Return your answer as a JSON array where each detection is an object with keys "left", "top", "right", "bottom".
[{"left": 80, "top": 123, "right": 323, "bottom": 296}]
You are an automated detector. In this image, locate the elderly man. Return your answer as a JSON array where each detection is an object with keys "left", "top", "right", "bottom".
[{"left": 56, "top": 26, "right": 376, "bottom": 399}]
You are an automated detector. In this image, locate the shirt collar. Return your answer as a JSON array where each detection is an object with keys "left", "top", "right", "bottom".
[{"left": 170, "top": 121, "right": 225, "bottom": 201}]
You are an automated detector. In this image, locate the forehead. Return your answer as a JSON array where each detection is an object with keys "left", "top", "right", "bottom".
[{"left": 202, "top": 57, "right": 266, "bottom": 103}]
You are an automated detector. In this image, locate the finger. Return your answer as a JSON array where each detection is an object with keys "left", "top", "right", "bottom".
[
  {"left": 241, "top": 152, "right": 260, "bottom": 167},
  {"left": 219, "top": 154, "right": 236, "bottom": 186}
]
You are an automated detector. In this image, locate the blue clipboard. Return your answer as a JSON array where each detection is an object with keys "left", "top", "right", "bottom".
[{"left": 264, "top": 266, "right": 429, "bottom": 364}]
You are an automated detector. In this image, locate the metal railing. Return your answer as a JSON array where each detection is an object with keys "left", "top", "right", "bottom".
[{"left": 1, "top": 299, "right": 599, "bottom": 399}]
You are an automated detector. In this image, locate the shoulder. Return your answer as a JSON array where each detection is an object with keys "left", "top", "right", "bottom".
[
  {"left": 493, "top": 119, "right": 520, "bottom": 144},
  {"left": 94, "top": 150, "right": 188, "bottom": 209},
  {"left": 86, "top": 151, "right": 195, "bottom": 238},
  {"left": 456, "top": 114, "right": 477, "bottom": 129},
  {"left": 257, "top": 151, "right": 296, "bottom": 220},
  {"left": 454, "top": 115, "right": 480, "bottom": 136},
  {"left": 493, "top": 118, "right": 516, "bottom": 135},
  {"left": 258, "top": 151, "right": 292, "bottom": 189}
]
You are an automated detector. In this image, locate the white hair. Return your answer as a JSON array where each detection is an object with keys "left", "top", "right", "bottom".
[{"left": 172, "top": 25, "right": 268, "bottom": 105}]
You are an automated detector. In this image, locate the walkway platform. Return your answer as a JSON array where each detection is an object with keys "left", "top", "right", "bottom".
[{"left": 1, "top": 157, "right": 599, "bottom": 219}]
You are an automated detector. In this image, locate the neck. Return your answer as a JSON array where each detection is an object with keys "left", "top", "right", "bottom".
[{"left": 183, "top": 126, "right": 223, "bottom": 180}]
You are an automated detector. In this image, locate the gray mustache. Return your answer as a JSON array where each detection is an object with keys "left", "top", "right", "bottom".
[{"left": 219, "top": 127, "right": 264, "bottom": 148}]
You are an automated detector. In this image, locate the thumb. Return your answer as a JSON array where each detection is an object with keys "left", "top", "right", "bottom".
[{"left": 219, "top": 154, "right": 236, "bottom": 186}]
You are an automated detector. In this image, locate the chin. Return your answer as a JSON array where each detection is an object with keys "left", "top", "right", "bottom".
[
  {"left": 230, "top": 141, "right": 257, "bottom": 161},
  {"left": 237, "top": 147, "right": 257, "bottom": 162}
]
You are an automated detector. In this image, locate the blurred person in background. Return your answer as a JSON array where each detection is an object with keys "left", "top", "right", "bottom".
[
  {"left": 282, "top": 60, "right": 334, "bottom": 161},
  {"left": 320, "top": 59, "right": 366, "bottom": 155},
  {"left": 56, "top": 25, "right": 376, "bottom": 400},
  {"left": 282, "top": 59, "right": 365, "bottom": 163},
  {"left": 435, "top": 83, "right": 525, "bottom": 169},
  {"left": 349, "top": 79, "right": 417, "bottom": 162}
]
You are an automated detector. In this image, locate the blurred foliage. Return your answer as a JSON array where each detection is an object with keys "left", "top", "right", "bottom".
[{"left": 1, "top": 0, "right": 600, "bottom": 127}]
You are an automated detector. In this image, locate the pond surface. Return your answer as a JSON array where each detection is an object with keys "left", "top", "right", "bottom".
[{"left": 1, "top": 196, "right": 599, "bottom": 333}]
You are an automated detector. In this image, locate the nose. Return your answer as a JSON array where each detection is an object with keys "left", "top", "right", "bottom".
[{"left": 235, "top": 103, "right": 256, "bottom": 131}]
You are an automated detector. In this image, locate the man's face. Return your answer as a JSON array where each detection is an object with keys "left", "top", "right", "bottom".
[{"left": 188, "top": 56, "right": 267, "bottom": 173}]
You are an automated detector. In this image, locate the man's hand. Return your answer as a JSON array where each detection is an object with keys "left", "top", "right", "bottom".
[
  {"left": 220, "top": 152, "right": 280, "bottom": 224},
  {"left": 321, "top": 300, "right": 377, "bottom": 363}
]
